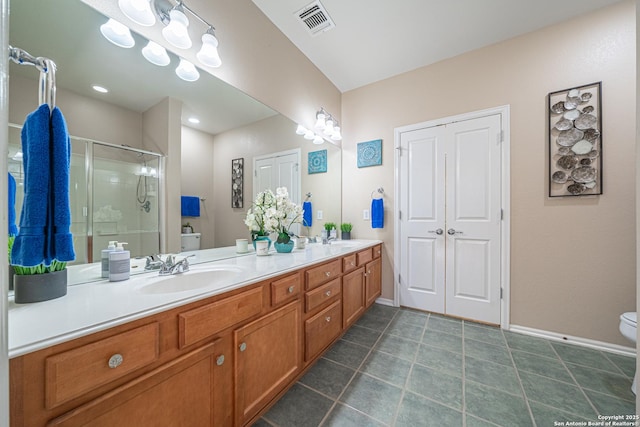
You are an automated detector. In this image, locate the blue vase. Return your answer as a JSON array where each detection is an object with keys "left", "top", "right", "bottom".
[
  {"left": 274, "top": 241, "right": 294, "bottom": 253},
  {"left": 253, "top": 235, "right": 271, "bottom": 251}
]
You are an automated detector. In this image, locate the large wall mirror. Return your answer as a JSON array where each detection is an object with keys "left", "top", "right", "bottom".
[{"left": 8, "top": 0, "right": 341, "bottom": 284}]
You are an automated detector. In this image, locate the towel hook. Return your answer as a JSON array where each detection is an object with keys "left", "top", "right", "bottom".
[
  {"left": 305, "top": 192, "right": 312, "bottom": 200},
  {"left": 371, "top": 187, "right": 384, "bottom": 199}
]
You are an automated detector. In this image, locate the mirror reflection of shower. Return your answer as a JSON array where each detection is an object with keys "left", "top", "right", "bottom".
[{"left": 136, "top": 153, "right": 157, "bottom": 213}]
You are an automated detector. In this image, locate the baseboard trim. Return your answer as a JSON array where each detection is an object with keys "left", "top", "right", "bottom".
[
  {"left": 509, "top": 324, "right": 636, "bottom": 357},
  {"left": 375, "top": 298, "right": 395, "bottom": 307}
]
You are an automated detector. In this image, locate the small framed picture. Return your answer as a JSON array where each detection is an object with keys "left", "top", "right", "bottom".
[
  {"left": 308, "top": 150, "right": 327, "bottom": 174},
  {"left": 357, "top": 139, "right": 382, "bottom": 168},
  {"left": 231, "top": 158, "right": 244, "bottom": 208}
]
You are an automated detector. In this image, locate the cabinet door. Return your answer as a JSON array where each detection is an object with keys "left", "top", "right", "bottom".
[
  {"left": 234, "top": 301, "right": 302, "bottom": 426},
  {"left": 342, "top": 268, "right": 365, "bottom": 328},
  {"left": 365, "top": 257, "right": 382, "bottom": 307},
  {"left": 47, "top": 343, "right": 218, "bottom": 427}
]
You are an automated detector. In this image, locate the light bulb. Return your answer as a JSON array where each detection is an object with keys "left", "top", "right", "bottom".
[
  {"left": 331, "top": 126, "right": 342, "bottom": 141},
  {"left": 197, "top": 32, "right": 222, "bottom": 68},
  {"left": 142, "top": 41, "right": 170, "bottom": 66},
  {"left": 313, "top": 135, "right": 324, "bottom": 145},
  {"left": 140, "top": 166, "right": 148, "bottom": 175},
  {"left": 175, "top": 58, "right": 200, "bottom": 82},
  {"left": 303, "top": 130, "right": 315, "bottom": 140},
  {"left": 119, "top": 0, "right": 155, "bottom": 26},
  {"left": 162, "top": 8, "right": 192, "bottom": 49},
  {"left": 296, "top": 124, "right": 307, "bottom": 135},
  {"left": 149, "top": 168, "right": 157, "bottom": 176},
  {"left": 314, "top": 113, "right": 326, "bottom": 130},
  {"left": 324, "top": 117, "right": 334, "bottom": 136},
  {"left": 100, "top": 19, "right": 135, "bottom": 48}
]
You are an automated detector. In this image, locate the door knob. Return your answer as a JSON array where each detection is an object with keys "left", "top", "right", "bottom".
[
  {"left": 447, "top": 228, "right": 462, "bottom": 235},
  {"left": 428, "top": 228, "right": 443, "bottom": 235}
]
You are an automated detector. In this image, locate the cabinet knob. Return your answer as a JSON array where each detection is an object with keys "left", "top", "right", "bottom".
[
  {"left": 239, "top": 342, "right": 247, "bottom": 352},
  {"left": 325, "top": 271, "right": 331, "bottom": 277},
  {"left": 216, "top": 355, "right": 225, "bottom": 366},
  {"left": 288, "top": 286, "right": 295, "bottom": 293},
  {"left": 325, "top": 316, "right": 331, "bottom": 323},
  {"left": 350, "top": 262, "right": 355, "bottom": 266},
  {"left": 108, "top": 354, "right": 123, "bottom": 369},
  {"left": 377, "top": 250, "right": 381, "bottom": 255},
  {"left": 325, "top": 290, "right": 331, "bottom": 297}
]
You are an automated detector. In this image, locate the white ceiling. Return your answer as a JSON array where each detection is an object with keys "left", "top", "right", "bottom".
[{"left": 252, "top": 0, "right": 626, "bottom": 92}]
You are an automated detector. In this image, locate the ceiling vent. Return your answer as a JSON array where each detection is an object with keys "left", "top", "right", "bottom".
[{"left": 295, "top": 0, "right": 335, "bottom": 36}]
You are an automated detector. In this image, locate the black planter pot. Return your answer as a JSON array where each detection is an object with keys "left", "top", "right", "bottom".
[
  {"left": 14, "top": 269, "right": 67, "bottom": 304},
  {"left": 341, "top": 231, "right": 351, "bottom": 240}
]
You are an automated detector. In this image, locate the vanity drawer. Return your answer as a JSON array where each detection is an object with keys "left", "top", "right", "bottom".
[
  {"left": 373, "top": 244, "right": 382, "bottom": 259},
  {"left": 45, "top": 322, "right": 160, "bottom": 409},
  {"left": 304, "top": 300, "right": 342, "bottom": 361},
  {"left": 342, "top": 254, "right": 357, "bottom": 274},
  {"left": 271, "top": 273, "right": 301, "bottom": 306},
  {"left": 305, "top": 259, "right": 342, "bottom": 291},
  {"left": 305, "top": 278, "right": 341, "bottom": 313},
  {"left": 356, "top": 248, "right": 373, "bottom": 266},
  {"left": 179, "top": 286, "right": 263, "bottom": 348}
]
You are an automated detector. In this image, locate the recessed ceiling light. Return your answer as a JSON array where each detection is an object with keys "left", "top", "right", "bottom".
[
  {"left": 92, "top": 85, "right": 109, "bottom": 93},
  {"left": 188, "top": 117, "right": 200, "bottom": 124}
]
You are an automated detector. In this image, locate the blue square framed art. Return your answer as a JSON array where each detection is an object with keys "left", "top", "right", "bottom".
[
  {"left": 357, "top": 139, "right": 382, "bottom": 168},
  {"left": 308, "top": 150, "right": 327, "bottom": 174}
]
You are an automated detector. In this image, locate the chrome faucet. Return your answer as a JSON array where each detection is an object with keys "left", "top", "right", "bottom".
[
  {"left": 144, "top": 254, "right": 164, "bottom": 270},
  {"left": 322, "top": 236, "right": 337, "bottom": 245},
  {"left": 159, "top": 254, "right": 194, "bottom": 275}
]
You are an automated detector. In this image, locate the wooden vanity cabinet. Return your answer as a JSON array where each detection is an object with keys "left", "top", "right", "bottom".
[
  {"left": 10, "top": 245, "right": 382, "bottom": 427},
  {"left": 234, "top": 301, "right": 302, "bottom": 426}
]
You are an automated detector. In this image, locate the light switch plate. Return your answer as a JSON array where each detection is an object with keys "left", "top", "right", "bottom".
[
  {"left": 317, "top": 210, "right": 323, "bottom": 220},
  {"left": 363, "top": 209, "right": 370, "bottom": 220}
]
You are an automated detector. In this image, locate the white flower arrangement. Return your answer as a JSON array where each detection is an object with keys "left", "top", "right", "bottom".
[{"left": 245, "top": 187, "right": 303, "bottom": 243}]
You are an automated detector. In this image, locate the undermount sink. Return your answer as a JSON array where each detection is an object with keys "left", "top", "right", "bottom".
[{"left": 135, "top": 265, "right": 244, "bottom": 294}]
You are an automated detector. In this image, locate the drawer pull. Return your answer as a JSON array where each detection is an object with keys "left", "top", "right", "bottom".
[
  {"left": 377, "top": 250, "right": 381, "bottom": 255},
  {"left": 325, "top": 290, "right": 331, "bottom": 297},
  {"left": 108, "top": 354, "right": 123, "bottom": 369},
  {"left": 288, "top": 286, "right": 295, "bottom": 293},
  {"left": 216, "top": 355, "right": 225, "bottom": 366},
  {"left": 239, "top": 342, "right": 247, "bottom": 352},
  {"left": 325, "top": 316, "right": 331, "bottom": 323},
  {"left": 325, "top": 272, "right": 331, "bottom": 277},
  {"left": 350, "top": 262, "right": 355, "bottom": 266}
]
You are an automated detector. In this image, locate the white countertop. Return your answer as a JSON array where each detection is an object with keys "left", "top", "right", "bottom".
[{"left": 9, "top": 240, "right": 381, "bottom": 358}]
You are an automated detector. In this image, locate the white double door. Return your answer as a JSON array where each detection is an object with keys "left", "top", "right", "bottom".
[{"left": 398, "top": 114, "right": 503, "bottom": 324}]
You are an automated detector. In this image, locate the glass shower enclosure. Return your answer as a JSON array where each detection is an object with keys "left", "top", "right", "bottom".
[{"left": 8, "top": 124, "right": 163, "bottom": 265}]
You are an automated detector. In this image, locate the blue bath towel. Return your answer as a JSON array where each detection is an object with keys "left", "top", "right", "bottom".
[
  {"left": 12, "top": 104, "right": 50, "bottom": 267},
  {"left": 8, "top": 173, "right": 18, "bottom": 236},
  {"left": 302, "top": 201, "right": 313, "bottom": 227},
  {"left": 181, "top": 196, "right": 200, "bottom": 217},
  {"left": 49, "top": 107, "right": 75, "bottom": 262},
  {"left": 371, "top": 198, "right": 384, "bottom": 229}
]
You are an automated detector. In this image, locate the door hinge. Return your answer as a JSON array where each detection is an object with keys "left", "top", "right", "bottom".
[
  {"left": 399, "top": 211, "right": 402, "bottom": 220},
  {"left": 500, "top": 287, "right": 503, "bottom": 299},
  {"left": 398, "top": 274, "right": 401, "bottom": 285},
  {"left": 396, "top": 146, "right": 402, "bottom": 156},
  {"left": 498, "top": 130, "right": 504, "bottom": 144},
  {"left": 500, "top": 209, "right": 504, "bottom": 220}
]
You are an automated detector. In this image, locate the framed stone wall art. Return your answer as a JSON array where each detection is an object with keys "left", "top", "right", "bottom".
[
  {"left": 232, "top": 158, "right": 243, "bottom": 208},
  {"left": 548, "top": 82, "right": 602, "bottom": 197},
  {"left": 357, "top": 139, "right": 382, "bottom": 168},
  {"left": 308, "top": 149, "right": 328, "bottom": 174}
]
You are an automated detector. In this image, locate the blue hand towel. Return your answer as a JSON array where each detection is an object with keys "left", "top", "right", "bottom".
[
  {"left": 181, "top": 196, "right": 200, "bottom": 217},
  {"left": 8, "top": 173, "right": 18, "bottom": 236},
  {"left": 12, "top": 104, "right": 50, "bottom": 267},
  {"left": 371, "top": 198, "right": 384, "bottom": 229},
  {"left": 49, "top": 107, "right": 75, "bottom": 263},
  {"left": 302, "top": 201, "right": 313, "bottom": 227}
]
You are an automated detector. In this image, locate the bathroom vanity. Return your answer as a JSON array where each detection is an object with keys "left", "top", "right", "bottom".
[{"left": 8, "top": 241, "right": 382, "bottom": 427}]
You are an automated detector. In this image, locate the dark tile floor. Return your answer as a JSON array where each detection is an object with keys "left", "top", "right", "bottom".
[{"left": 254, "top": 304, "right": 637, "bottom": 427}]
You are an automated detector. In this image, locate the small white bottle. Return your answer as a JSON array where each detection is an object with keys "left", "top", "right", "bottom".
[
  {"left": 101, "top": 241, "right": 118, "bottom": 278},
  {"left": 109, "top": 242, "right": 130, "bottom": 282}
]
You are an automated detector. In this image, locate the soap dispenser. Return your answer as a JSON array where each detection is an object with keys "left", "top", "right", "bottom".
[
  {"left": 101, "top": 240, "right": 118, "bottom": 278},
  {"left": 109, "top": 242, "right": 130, "bottom": 282}
]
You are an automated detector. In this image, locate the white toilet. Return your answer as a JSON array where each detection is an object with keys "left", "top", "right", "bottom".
[
  {"left": 619, "top": 312, "right": 637, "bottom": 394},
  {"left": 181, "top": 233, "right": 201, "bottom": 251}
]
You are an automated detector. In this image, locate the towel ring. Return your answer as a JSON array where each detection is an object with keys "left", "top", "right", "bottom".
[{"left": 371, "top": 187, "right": 384, "bottom": 199}]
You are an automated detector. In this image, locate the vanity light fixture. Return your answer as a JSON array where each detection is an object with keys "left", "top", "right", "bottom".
[
  {"left": 312, "top": 135, "right": 324, "bottom": 145},
  {"left": 100, "top": 18, "right": 136, "bottom": 48},
  {"left": 175, "top": 58, "right": 200, "bottom": 81},
  {"left": 314, "top": 109, "right": 327, "bottom": 130},
  {"left": 141, "top": 40, "right": 171, "bottom": 66},
  {"left": 303, "top": 129, "right": 315, "bottom": 140},
  {"left": 302, "top": 108, "right": 342, "bottom": 143},
  {"left": 295, "top": 124, "right": 307, "bottom": 135},
  {"left": 118, "top": 0, "right": 156, "bottom": 26},
  {"left": 188, "top": 117, "right": 200, "bottom": 124}
]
